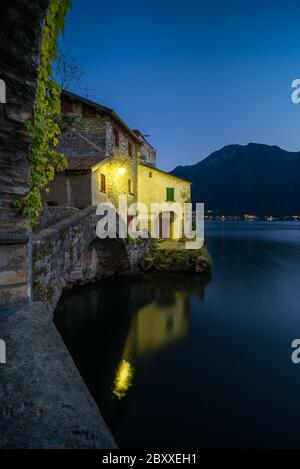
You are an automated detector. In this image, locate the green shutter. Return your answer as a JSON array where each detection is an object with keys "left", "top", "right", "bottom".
[{"left": 166, "top": 188, "right": 174, "bottom": 201}]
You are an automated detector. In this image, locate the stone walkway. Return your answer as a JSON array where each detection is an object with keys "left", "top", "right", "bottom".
[{"left": 0, "top": 303, "right": 116, "bottom": 449}]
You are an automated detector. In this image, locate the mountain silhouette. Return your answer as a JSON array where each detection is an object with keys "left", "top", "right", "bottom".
[{"left": 171, "top": 143, "right": 300, "bottom": 216}]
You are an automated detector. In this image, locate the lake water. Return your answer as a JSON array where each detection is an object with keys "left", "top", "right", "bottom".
[{"left": 54, "top": 222, "right": 300, "bottom": 448}]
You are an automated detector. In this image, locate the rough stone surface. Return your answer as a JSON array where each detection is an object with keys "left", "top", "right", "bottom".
[
  {"left": 33, "top": 206, "right": 154, "bottom": 311},
  {"left": 140, "top": 245, "right": 212, "bottom": 273},
  {"left": 0, "top": 0, "right": 50, "bottom": 308},
  {"left": 0, "top": 0, "right": 49, "bottom": 230},
  {"left": 0, "top": 303, "right": 116, "bottom": 449},
  {"left": 0, "top": 240, "right": 29, "bottom": 310},
  {"left": 57, "top": 97, "right": 139, "bottom": 158},
  {"left": 34, "top": 206, "right": 79, "bottom": 232},
  {"left": 33, "top": 206, "right": 99, "bottom": 310}
]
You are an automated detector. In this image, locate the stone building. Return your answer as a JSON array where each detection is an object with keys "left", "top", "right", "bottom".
[
  {"left": 43, "top": 90, "right": 142, "bottom": 209},
  {"left": 137, "top": 165, "right": 191, "bottom": 239},
  {"left": 43, "top": 90, "right": 191, "bottom": 238}
]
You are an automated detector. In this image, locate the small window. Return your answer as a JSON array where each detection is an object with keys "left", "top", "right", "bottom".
[
  {"left": 128, "top": 141, "right": 133, "bottom": 156},
  {"left": 166, "top": 187, "right": 174, "bottom": 201},
  {"left": 82, "top": 104, "right": 96, "bottom": 118},
  {"left": 101, "top": 173, "right": 106, "bottom": 192},
  {"left": 61, "top": 98, "right": 73, "bottom": 114},
  {"left": 128, "top": 178, "right": 132, "bottom": 194},
  {"left": 113, "top": 128, "right": 119, "bottom": 147},
  {"left": 149, "top": 172, "right": 152, "bottom": 178}
]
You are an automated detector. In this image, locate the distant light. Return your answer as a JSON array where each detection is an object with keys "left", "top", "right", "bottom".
[{"left": 118, "top": 167, "right": 126, "bottom": 175}]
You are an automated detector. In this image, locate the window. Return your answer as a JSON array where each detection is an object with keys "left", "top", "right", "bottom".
[
  {"left": 113, "top": 128, "right": 119, "bottom": 147},
  {"left": 149, "top": 172, "right": 152, "bottom": 178},
  {"left": 128, "top": 178, "right": 132, "bottom": 194},
  {"left": 82, "top": 104, "right": 96, "bottom": 118},
  {"left": 166, "top": 187, "right": 174, "bottom": 201},
  {"left": 101, "top": 173, "right": 106, "bottom": 192},
  {"left": 61, "top": 98, "right": 73, "bottom": 114},
  {"left": 128, "top": 141, "right": 133, "bottom": 156}
]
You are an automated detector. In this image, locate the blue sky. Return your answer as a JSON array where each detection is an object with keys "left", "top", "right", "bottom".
[{"left": 60, "top": 0, "right": 300, "bottom": 170}]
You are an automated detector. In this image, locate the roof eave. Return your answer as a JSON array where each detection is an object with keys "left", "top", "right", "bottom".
[
  {"left": 139, "top": 163, "right": 192, "bottom": 184},
  {"left": 62, "top": 90, "right": 141, "bottom": 144}
]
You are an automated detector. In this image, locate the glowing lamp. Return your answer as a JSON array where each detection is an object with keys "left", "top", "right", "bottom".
[{"left": 118, "top": 167, "right": 126, "bottom": 175}]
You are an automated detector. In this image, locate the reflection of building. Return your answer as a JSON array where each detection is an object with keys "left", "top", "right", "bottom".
[
  {"left": 54, "top": 275, "right": 211, "bottom": 406},
  {"left": 123, "top": 291, "right": 188, "bottom": 359},
  {"left": 112, "top": 291, "right": 189, "bottom": 399}
]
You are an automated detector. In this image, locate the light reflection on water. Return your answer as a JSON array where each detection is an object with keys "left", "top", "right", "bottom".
[
  {"left": 111, "top": 289, "right": 191, "bottom": 400},
  {"left": 54, "top": 274, "right": 210, "bottom": 437},
  {"left": 55, "top": 222, "right": 300, "bottom": 448}
]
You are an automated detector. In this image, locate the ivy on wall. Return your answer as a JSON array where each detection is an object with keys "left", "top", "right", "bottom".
[{"left": 15, "top": 0, "right": 72, "bottom": 225}]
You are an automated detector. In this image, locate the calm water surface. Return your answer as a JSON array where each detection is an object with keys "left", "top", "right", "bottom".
[{"left": 54, "top": 222, "right": 300, "bottom": 448}]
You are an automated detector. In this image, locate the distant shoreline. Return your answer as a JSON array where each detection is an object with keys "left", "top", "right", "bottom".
[{"left": 204, "top": 217, "right": 300, "bottom": 222}]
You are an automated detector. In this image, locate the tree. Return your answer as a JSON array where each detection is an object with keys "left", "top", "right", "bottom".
[{"left": 53, "top": 50, "right": 84, "bottom": 91}]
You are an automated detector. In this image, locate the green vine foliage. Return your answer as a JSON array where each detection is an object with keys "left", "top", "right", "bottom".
[{"left": 15, "top": 0, "right": 72, "bottom": 225}]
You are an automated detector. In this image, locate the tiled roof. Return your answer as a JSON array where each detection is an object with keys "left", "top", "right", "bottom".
[{"left": 66, "top": 156, "right": 106, "bottom": 172}]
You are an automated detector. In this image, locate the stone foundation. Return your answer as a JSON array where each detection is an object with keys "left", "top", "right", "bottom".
[
  {"left": 139, "top": 245, "right": 212, "bottom": 274},
  {"left": 32, "top": 206, "right": 154, "bottom": 312}
]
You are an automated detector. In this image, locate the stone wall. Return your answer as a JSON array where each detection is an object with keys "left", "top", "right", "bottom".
[
  {"left": 0, "top": 0, "right": 50, "bottom": 310},
  {"left": 91, "top": 158, "right": 137, "bottom": 209},
  {"left": 56, "top": 99, "right": 139, "bottom": 159},
  {"left": 48, "top": 97, "right": 140, "bottom": 210},
  {"left": 56, "top": 101, "right": 107, "bottom": 157},
  {"left": 34, "top": 206, "right": 79, "bottom": 232},
  {"left": 0, "top": 236, "right": 29, "bottom": 310},
  {"left": 33, "top": 206, "right": 153, "bottom": 312}
]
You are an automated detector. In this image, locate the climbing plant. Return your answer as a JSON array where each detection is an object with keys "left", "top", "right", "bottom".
[{"left": 15, "top": 0, "right": 72, "bottom": 225}]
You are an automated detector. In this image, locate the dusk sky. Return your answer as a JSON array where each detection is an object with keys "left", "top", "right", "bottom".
[{"left": 60, "top": 0, "right": 300, "bottom": 171}]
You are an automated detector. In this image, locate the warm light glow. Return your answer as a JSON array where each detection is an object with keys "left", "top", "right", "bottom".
[
  {"left": 118, "top": 167, "right": 126, "bottom": 175},
  {"left": 112, "top": 359, "right": 134, "bottom": 400}
]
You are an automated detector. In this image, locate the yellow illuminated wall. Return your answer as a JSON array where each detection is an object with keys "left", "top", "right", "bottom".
[
  {"left": 91, "top": 153, "right": 137, "bottom": 209},
  {"left": 137, "top": 164, "right": 191, "bottom": 238}
]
